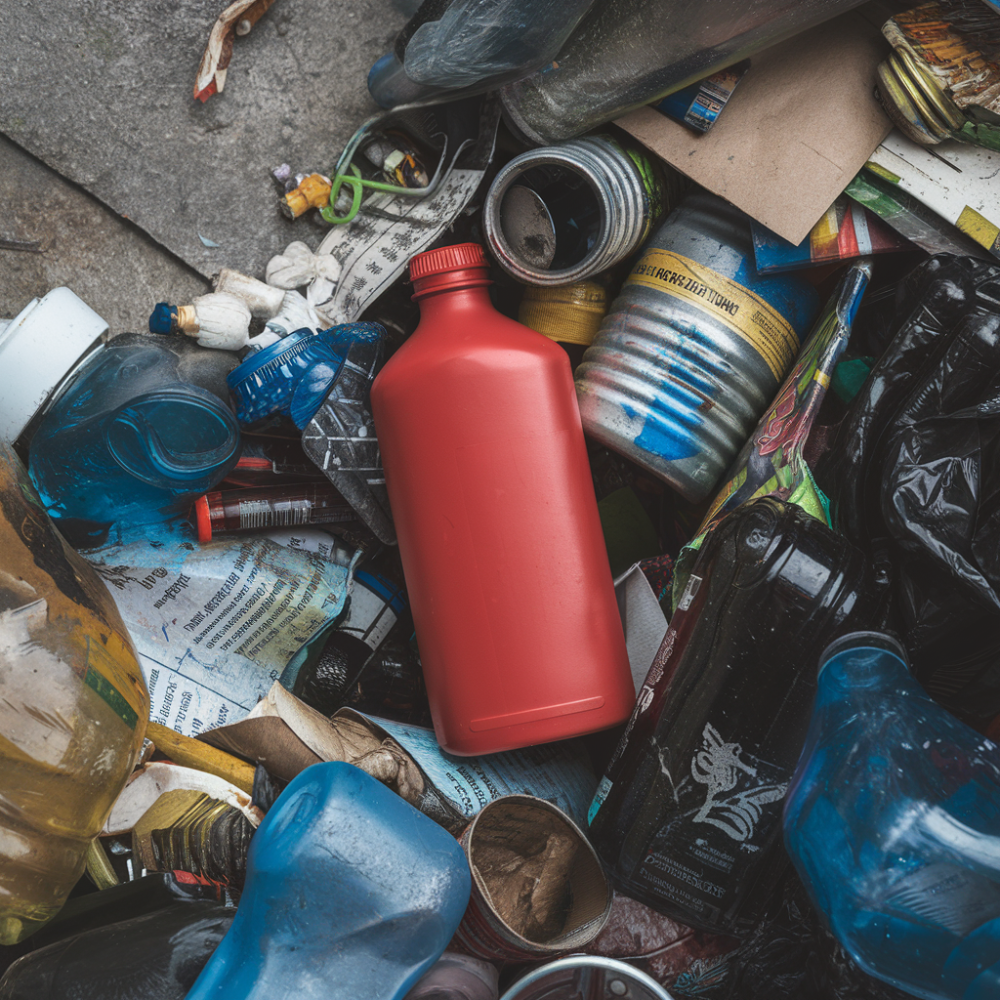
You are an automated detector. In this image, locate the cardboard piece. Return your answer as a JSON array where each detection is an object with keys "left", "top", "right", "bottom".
[
  {"left": 865, "top": 131, "right": 1000, "bottom": 259},
  {"left": 615, "top": 11, "right": 893, "bottom": 245}
]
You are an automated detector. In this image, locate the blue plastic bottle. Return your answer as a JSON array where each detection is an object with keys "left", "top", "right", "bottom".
[
  {"left": 185, "top": 761, "right": 472, "bottom": 1000},
  {"left": 28, "top": 333, "right": 241, "bottom": 532},
  {"left": 784, "top": 632, "right": 1000, "bottom": 1000}
]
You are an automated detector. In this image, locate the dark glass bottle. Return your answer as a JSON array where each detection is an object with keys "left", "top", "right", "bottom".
[{"left": 587, "top": 497, "right": 882, "bottom": 936}]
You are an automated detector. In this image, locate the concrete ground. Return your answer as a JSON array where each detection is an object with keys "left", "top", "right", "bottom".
[{"left": 0, "top": 134, "right": 209, "bottom": 334}]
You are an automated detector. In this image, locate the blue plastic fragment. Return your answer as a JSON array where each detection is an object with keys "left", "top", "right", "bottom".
[{"left": 185, "top": 761, "right": 472, "bottom": 1000}]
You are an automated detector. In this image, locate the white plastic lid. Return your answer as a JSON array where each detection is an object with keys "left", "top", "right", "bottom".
[{"left": 0, "top": 287, "right": 108, "bottom": 444}]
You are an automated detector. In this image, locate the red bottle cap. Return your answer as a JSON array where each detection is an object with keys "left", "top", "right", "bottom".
[
  {"left": 409, "top": 243, "right": 488, "bottom": 281},
  {"left": 194, "top": 494, "right": 213, "bottom": 544}
]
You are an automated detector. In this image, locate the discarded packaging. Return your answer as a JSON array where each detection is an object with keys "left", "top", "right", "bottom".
[
  {"left": 371, "top": 244, "right": 634, "bottom": 755},
  {"left": 653, "top": 61, "right": 750, "bottom": 134},
  {"left": 0, "top": 441, "right": 149, "bottom": 945},
  {"left": 612, "top": 11, "right": 892, "bottom": 247},
  {"left": 184, "top": 761, "right": 471, "bottom": 1000},
  {"left": 752, "top": 199, "right": 910, "bottom": 273},
  {"left": 200, "top": 682, "right": 599, "bottom": 831},
  {"left": 819, "top": 254, "right": 1000, "bottom": 725},
  {"left": 878, "top": 2, "right": 1000, "bottom": 150},
  {"left": 575, "top": 194, "right": 819, "bottom": 503},
  {"left": 194, "top": 482, "right": 355, "bottom": 541},
  {"left": 85, "top": 526, "right": 354, "bottom": 736},
  {"left": 0, "top": 897, "right": 234, "bottom": 1000},
  {"left": 28, "top": 333, "right": 241, "bottom": 537},
  {"left": 482, "top": 136, "right": 675, "bottom": 286},
  {"left": 785, "top": 632, "right": 1000, "bottom": 1000},
  {"left": 500, "top": 0, "right": 872, "bottom": 144},
  {"left": 518, "top": 281, "right": 608, "bottom": 347},
  {"left": 453, "top": 796, "right": 612, "bottom": 961},
  {"left": 500, "top": 955, "right": 673, "bottom": 1000},
  {"left": 862, "top": 131, "right": 1000, "bottom": 260},
  {"left": 404, "top": 953, "right": 499, "bottom": 1000},
  {"left": 148, "top": 292, "right": 252, "bottom": 351},
  {"left": 588, "top": 498, "right": 880, "bottom": 936},
  {"left": 367, "top": 0, "right": 596, "bottom": 107}
]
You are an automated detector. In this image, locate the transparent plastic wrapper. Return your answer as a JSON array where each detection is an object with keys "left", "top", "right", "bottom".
[
  {"left": 817, "top": 255, "right": 1000, "bottom": 725},
  {"left": 0, "top": 441, "right": 149, "bottom": 945},
  {"left": 368, "top": 0, "right": 597, "bottom": 107},
  {"left": 301, "top": 324, "right": 395, "bottom": 544},
  {"left": 785, "top": 632, "right": 1000, "bottom": 1000},
  {"left": 499, "top": 0, "right": 869, "bottom": 143}
]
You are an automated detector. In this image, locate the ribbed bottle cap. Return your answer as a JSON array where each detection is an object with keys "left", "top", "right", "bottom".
[
  {"left": 519, "top": 282, "right": 608, "bottom": 346},
  {"left": 409, "top": 243, "right": 488, "bottom": 282}
]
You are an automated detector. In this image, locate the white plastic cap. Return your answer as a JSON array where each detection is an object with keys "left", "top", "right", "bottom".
[{"left": 0, "top": 287, "right": 108, "bottom": 444}]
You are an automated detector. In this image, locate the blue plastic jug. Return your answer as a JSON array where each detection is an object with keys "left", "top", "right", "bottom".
[
  {"left": 28, "top": 333, "right": 241, "bottom": 532},
  {"left": 185, "top": 761, "right": 472, "bottom": 1000},
  {"left": 784, "top": 632, "right": 1000, "bottom": 1000}
]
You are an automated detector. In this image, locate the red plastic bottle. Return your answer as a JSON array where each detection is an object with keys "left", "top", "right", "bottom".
[{"left": 370, "top": 243, "right": 634, "bottom": 755}]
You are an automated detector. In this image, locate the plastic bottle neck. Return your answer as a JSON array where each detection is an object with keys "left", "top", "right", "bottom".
[
  {"left": 412, "top": 267, "right": 494, "bottom": 322},
  {"left": 818, "top": 645, "right": 908, "bottom": 697}
]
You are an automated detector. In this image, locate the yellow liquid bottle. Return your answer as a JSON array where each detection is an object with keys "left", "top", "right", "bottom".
[{"left": 0, "top": 441, "right": 149, "bottom": 944}]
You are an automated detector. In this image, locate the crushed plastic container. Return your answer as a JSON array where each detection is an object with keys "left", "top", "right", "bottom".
[{"left": 0, "top": 440, "right": 149, "bottom": 945}]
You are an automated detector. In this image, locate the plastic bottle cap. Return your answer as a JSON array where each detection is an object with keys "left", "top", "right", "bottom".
[
  {"left": 194, "top": 494, "right": 213, "bottom": 543},
  {"left": 0, "top": 287, "right": 108, "bottom": 444},
  {"left": 519, "top": 282, "right": 608, "bottom": 346},
  {"left": 148, "top": 302, "right": 177, "bottom": 335},
  {"left": 409, "top": 243, "right": 489, "bottom": 282}
]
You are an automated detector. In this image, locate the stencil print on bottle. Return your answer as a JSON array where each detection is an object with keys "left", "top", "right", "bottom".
[{"left": 690, "top": 724, "right": 787, "bottom": 844}]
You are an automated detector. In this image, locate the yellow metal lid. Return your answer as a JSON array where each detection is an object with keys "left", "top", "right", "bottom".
[{"left": 518, "top": 282, "right": 608, "bottom": 347}]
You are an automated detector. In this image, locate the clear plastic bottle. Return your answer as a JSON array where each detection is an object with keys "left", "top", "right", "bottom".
[
  {"left": 784, "top": 632, "right": 1000, "bottom": 1000},
  {"left": 0, "top": 441, "right": 149, "bottom": 945}
]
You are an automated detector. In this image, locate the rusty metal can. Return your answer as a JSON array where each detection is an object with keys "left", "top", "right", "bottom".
[
  {"left": 575, "top": 194, "right": 820, "bottom": 503},
  {"left": 482, "top": 136, "right": 680, "bottom": 286},
  {"left": 452, "top": 795, "right": 612, "bottom": 962}
]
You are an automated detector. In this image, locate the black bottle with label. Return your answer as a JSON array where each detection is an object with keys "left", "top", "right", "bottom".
[{"left": 587, "top": 497, "right": 882, "bottom": 937}]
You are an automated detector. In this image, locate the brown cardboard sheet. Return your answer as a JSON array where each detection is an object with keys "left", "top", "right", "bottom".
[{"left": 615, "top": 11, "right": 894, "bottom": 244}]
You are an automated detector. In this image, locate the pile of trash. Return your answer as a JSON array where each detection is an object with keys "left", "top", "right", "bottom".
[{"left": 2, "top": 0, "right": 1000, "bottom": 998}]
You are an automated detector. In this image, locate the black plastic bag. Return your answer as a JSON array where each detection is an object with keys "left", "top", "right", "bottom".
[{"left": 818, "top": 254, "right": 1000, "bottom": 724}]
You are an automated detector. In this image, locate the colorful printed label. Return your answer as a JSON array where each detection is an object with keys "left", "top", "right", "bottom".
[{"left": 627, "top": 249, "right": 799, "bottom": 379}]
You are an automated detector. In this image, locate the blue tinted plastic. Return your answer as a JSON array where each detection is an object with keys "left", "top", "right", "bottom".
[
  {"left": 29, "top": 335, "right": 241, "bottom": 530},
  {"left": 226, "top": 328, "right": 344, "bottom": 426},
  {"left": 784, "top": 632, "right": 1000, "bottom": 1000},
  {"left": 185, "top": 761, "right": 472, "bottom": 1000}
]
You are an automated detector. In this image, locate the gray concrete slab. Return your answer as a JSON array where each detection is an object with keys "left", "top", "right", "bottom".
[
  {"left": 0, "top": 134, "right": 208, "bottom": 334},
  {"left": 0, "top": 0, "right": 405, "bottom": 280}
]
